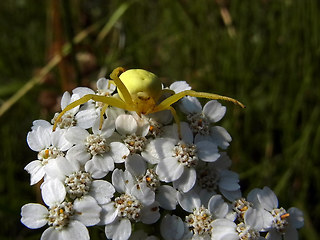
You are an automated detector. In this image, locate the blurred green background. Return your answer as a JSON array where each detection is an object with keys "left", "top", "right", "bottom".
[{"left": 0, "top": 0, "right": 319, "bottom": 239}]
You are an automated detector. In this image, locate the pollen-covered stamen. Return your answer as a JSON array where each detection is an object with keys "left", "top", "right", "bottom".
[
  {"left": 236, "top": 222, "right": 260, "bottom": 240},
  {"left": 271, "top": 207, "right": 290, "bottom": 233},
  {"left": 64, "top": 171, "right": 92, "bottom": 199},
  {"left": 233, "top": 198, "right": 253, "bottom": 220},
  {"left": 114, "top": 194, "right": 142, "bottom": 221},
  {"left": 173, "top": 141, "right": 198, "bottom": 167},
  {"left": 123, "top": 135, "right": 147, "bottom": 154},
  {"left": 52, "top": 112, "right": 77, "bottom": 129},
  {"left": 196, "top": 165, "right": 219, "bottom": 192},
  {"left": 38, "top": 147, "right": 64, "bottom": 165},
  {"left": 147, "top": 118, "right": 163, "bottom": 137},
  {"left": 187, "top": 113, "right": 210, "bottom": 135},
  {"left": 185, "top": 206, "right": 213, "bottom": 236},
  {"left": 47, "top": 201, "right": 74, "bottom": 229},
  {"left": 139, "top": 169, "right": 160, "bottom": 190},
  {"left": 85, "top": 134, "right": 109, "bottom": 155}
]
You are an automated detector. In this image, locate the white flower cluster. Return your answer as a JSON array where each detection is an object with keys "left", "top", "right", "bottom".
[{"left": 21, "top": 78, "right": 304, "bottom": 240}]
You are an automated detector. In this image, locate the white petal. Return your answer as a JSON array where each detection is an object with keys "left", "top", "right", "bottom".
[
  {"left": 41, "top": 227, "right": 61, "bottom": 240},
  {"left": 66, "top": 145, "right": 91, "bottom": 165},
  {"left": 244, "top": 208, "right": 264, "bottom": 231},
  {"left": 64, "top": 127, "right": 88, "bottom": 144},
  {"left": 288, "top": 207, "right": 304, "bottom": 229},
  {"left": 125, "top": 154, "right": 146, "bottom": 177},
  {"left": 27, "top": 127, "right": 51, "bottom": 151},
  {"left": 203, "top": 100, "right": 226, "bottom": 122},
  {"left": 24, "top": 160, "right": 45, "bottom": 185},
  {"left": 142, "top": 138, "right": 176, "bottom": 163},
  {"left": 105, "top": 218, "right": 132, "bottom": 240},
  {"left": 112, "top": 169, "right": 135, "bottom": 193},
  {"left": 196, "top": 140, "right": 220, "bottom": 162},
  {"left": 21, "top": 203, "right": 48, "bottom": 229},
  {"left": 219, "top": 170, "right": 240, "bottom": 191},
  {"left": 76, "top": 108, "right": 98, "bottom": 129},
  {"left": 92, "top": 118, "right": 115, "bottom": 138},
  {"left": 211, "top": 219, "right": 238, "bottom": 240},
  {"left": 163, "top": 123, "right": 193, "bottom": 144},
  {"left": 45, "top": 156, "right": 79, "bottom": 181},
  {"left": 160, "top": 214, "right": 184, "bottom": 240},
  {"left": 85, "top": 160, "right": 108, "bottom": 179},
  {"left": 220, "top": 189, "right": 242, "bottom": 202},
  {"left": 179, "top": 96, "right": 202, "bottom": 114},
  {"left": 73, "top": 196, "right": 101, "bottom": 226},
  {"left": 90, "top": 180, "right": 115, "bottom": 204},
  {"left": 210, "top": 126, "right": 232, "bottom": 149},
  {"left": 97, "top": 77, "right": 108, "bottom": 89},
  {"left": 140, "top": 202, "right": 160, "bottom": 224},
  {"left": 41, "top": 179, "right": 66, "bottom": 206},
  {"left": 173, "top": 167, "right": 196, "bottom": 193},
  {"left": 72, "top": 86, "right": 95, "bottom": 96},
  {"left": 156, "top": 157, "right": 184, "bottom": 182},
  {"left": 61, "top": 220, "right": 90, "bottom": 240},
  {"left": 61, "top": 91, "right": 71, "bottom": 110},
  {"left": 131, "top": 182, "right": 155, "bottom": 206},
  {"left": 51, "top": 129, "right": 73, "bottom": 151},
  {"left": 156, "top": 185, "right": 178, "bottom": 210},
  {"left": 106, "top": 107, "right": 126, "bottom": 121},
  {"left": 257, "top": 186, "right": 278, "bottom": 210},
  {"left": 170, "top": 81, "right": 191, "bottom": 93},
  {"left": 99, "top": 202, "right": 118, "bottom": 225},
  {"left": 32, "top": 119, "right": 51, "bottom": 129},
  {"left": 92, "top": 154, "right": 114, "bottom": 173},
  {"left": 208, "top": 195, "right": 229, "bottom": 218},
  {"left": 110, "top": 142, "right": 130, "bottom": 163},
  {"left": 177, "top": 190, "right": 201, "bottom": 212},
  {"left": 115, "top": 114, "right": 138, "bottom": 135}
]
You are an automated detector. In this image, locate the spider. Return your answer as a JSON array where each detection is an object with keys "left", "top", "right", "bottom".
[{"left": 52, "top": 67, "right": 245, "bottom": 133}]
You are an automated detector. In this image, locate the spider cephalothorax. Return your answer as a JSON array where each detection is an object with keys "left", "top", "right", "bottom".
[{"left": 53, "top": 67, "right": 244, "bottom": 132}]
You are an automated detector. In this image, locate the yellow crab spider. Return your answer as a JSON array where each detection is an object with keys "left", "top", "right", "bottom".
[{"left": 52, "top": 67, "right": 245, "bottom": 132}]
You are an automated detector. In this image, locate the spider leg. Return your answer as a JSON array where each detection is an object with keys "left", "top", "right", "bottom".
[
  {"left": 153, "top": 90, "right": 245, "bottom": 113},
  {"left": 110, "top": 67, "right": 133, "bottom": 105},
  {"left": 168, "top": 106, "right": 182, "bottom": 139},
  {"left": 99, "top": 103, "right": 109, "bottom": 130},
  {"left": 53, "top": 94, "right": 132, "bottom": 131}
]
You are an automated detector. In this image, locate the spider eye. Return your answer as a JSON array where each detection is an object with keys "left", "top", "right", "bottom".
[{"left": 118, "top": 69, "right": 162, "bottom": 102}]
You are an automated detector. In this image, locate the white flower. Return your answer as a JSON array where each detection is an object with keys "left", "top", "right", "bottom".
[
  {"left": 65, "top": 119, "right": 129, "bottom": 178},
  {"left": 52, "top": 90, "right": 98, "bottom": 130},
  {"left": 193, "top": 153, "right": 241, "bottom": 203},
  {"left": 180, "top": 98, "right": 232, "bottom": 149},
  {"left": 102, "top": 169, "right": 160, "bottom": 240},
  {"left": 249, "top": 187, "right": 304, "bottom": 240},
  {"left": 144, "top": 122, "right": 220, "bottom": 192},
  {"left": 115, "top": 113, "right": 150, "bottom": 154},
  {"left": 232, "top": 207, "right": 267, "bottom": 240},
  {"left": 125, "top": 154, "right": 178, "bottom": 210},
  {"left": 25, "top": 124, "right": 72, "bottom": 185},
  {"left": 96, "top": 77, "right": 116, "bottom": 96},
  {"left": 178, "top": 191, "right": 235, "bottom": 239},
  {"left": 21, "top": 179, "right": 101, "bottom": 240},
  {"left": 44, "top": 156, "right": 115, "bottom": 204}
]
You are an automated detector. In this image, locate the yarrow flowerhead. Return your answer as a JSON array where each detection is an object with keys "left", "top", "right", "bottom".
[{"left": 21, "top": 67, "right": 303, "bottom": 240}]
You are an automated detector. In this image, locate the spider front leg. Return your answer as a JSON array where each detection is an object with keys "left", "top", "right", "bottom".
[
  {"left": 150, "top": 89, "right": 245, "bottom": 137},
  {"left": 153, "top": 90, "right": 245, "bottom": 113},
  {"left": 52, "top": 94, "right": 132, "bottom": 131}
]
